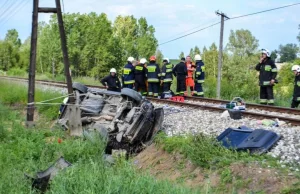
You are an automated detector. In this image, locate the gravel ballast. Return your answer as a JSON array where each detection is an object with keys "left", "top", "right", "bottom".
[{"left": 159, "top": 103, "right": 300, "bottom": 165}]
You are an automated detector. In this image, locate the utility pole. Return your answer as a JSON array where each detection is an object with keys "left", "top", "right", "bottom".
[
  {"left": 26, "top": 0, "right": 39, "bottom": 127},
  {"left": 26, "top": 0, "right": 74, "bottom": 127},
  {"left": 216, "top": 10, "right": 229, "bottom": 99}
]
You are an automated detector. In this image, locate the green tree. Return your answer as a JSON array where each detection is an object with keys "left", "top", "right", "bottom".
[
  {"left": 270, "top": 50, "right": 278, "bottom": 61},
  {"left": 278, "top": 44, "right": 299, "bottom": 62},
  {"left": 155, "top": 49, "right": 164, "bottom": 67},
  {"left": 194, "top": 46, "right": 201, "bottom": 55},
  {"left": 189, "top": 48, "right": 194, "bottom": 59},
  {"left": 179, "top": 51, "right": 184, "bottom": 59},
  {"left": 5, "top": 29, "right": 21, "bottom": 48},
  {"left": 136, "top": 17, "right": 158, "bottom": 60},
  {"left": 226, "top": 29, "right": 259, "bottom": 57}
]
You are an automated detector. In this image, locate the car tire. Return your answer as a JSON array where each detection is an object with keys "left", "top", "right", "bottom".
[
  {"left": 72, "top": 82, "right": 88, "bottom": 93},
  {"left": 121, "top": 88, "right": 142, "bottom": 103}
]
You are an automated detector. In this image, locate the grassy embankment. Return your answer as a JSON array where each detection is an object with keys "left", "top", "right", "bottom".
[{"left": 1, "top": 79, "right": 299, "bottom": 193}]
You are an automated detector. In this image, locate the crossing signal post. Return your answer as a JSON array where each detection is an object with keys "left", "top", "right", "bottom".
[{"left": 26, "top": 0, "right": 74, "bottom": 127}]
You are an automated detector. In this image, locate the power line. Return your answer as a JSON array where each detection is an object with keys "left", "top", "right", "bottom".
[
  {"left": 158, "top": 18, "right": 220, "bottom": 43},
  {"left": 159, "top": 21, "right": 220, "bottom": 46},
  {"left": 0, "top": 0, "right": 20, "bottom": 21},
  {"left": 230, "top": 2, "right": 300, "bottom": 20},
  {"left": 0, "top": 0, "right": 30, "bottom": 27},
  {"left": 158, "top": 2, "right": 300, "bottom": 46},
  {"left": 0, "top": 0, "right": 10, "bottom": 13}
]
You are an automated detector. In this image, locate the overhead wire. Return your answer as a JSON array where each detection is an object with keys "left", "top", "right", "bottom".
[
  {"left": 158, "top": 2, "right": 300, "bottom": 46},
  {"left": 0, "top": 0, "right": 30, "bottom": 27},
  {"left": 0, "top": 0, "right": 11, "bottom": 13},
  {"left": 0, "top": 0, "right": 20, "bottom": 21}
]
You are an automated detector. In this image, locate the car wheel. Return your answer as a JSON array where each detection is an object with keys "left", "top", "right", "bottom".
[
  {"left": 72, "top": 82, "right": 88, "bottom": 93},
  {"left": 121, "top": 88, "right": 142, "bottom": 103}
]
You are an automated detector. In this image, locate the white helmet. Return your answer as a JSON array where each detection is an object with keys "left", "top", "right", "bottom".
[
  {"left": 195, "top": 54, "right": 201, "bottom": 61},
  {"left": 163, "top": 58, "right": 170, "bottom": 63},
  {"left": 127, "top": 56, "right": 134, "bottom": 63},
  {"left": 291, "top": 65, "right": 300, "bottom": 71},
  {"left": 261, "top": 49, "right": 270, "bottom": 57},
  {"left": 140, "top": 58, "right": 147, "bottom": 64},
  {"left": 110, "top": 68, "right": 117, "bottom": 73}
]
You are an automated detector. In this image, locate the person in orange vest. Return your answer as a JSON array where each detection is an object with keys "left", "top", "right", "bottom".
[{"left": 185, "top": 56, "right": 196, "bottom": 96}]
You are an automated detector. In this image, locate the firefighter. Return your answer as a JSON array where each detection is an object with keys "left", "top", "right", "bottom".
[
  {"left": 160, "top": 58, "right": 174, "bottom": 93},
  {"left": 122, "top": 56, "right": 135, "bottom": 89},
  {"left": 255, "top": 49, "right": 278, "bottom": 105},
  {"left": 135, "top": 58, "right": 148, "bottom": 96},
  {"left": 185, "top": 56, "right": 196, "bottom": 96},
  {"left": 101, "top": 68, "right": 121, "bottom": 92},
  {"left": 291, "top": 65, "right": 300, "bottom": 108},
  {"left": 194, "top": 54, "right": 205, "bottom": 97},
  {"left": 173, "top": 57, "right": 187, "bottom": 96},
  {"left": 146, "top": 56, "right": 161, "bottom": 97}
]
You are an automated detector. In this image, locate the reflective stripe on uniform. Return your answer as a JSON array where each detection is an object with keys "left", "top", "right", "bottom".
[
  {"left": 148, "top": 92, "right": 153, "bottom": 95},
  {"left": 161, "top": 73, "right": 166, "bottom": 76},
  {"left": 260, "top": 99, "right": 267, "bottom": 103},
  {"left": 166, "top": 69, "right": 172, "bottom": 73},
  {"left": 197, "top": 92, "right": 204, "bottom": 95},
  {"left": 271, "top": 68, "right": 278, "bottom": 72},
  {"left": 123, "top": 68, "right": 131, "bottom": 74},
  {"left": 201, "top": 66, "right": 205, "bottom": 72},
  {"left": 297, "top": 97, "right": 300, "bottom": 101},
  {"left": 135, "top": 66, "right": 143, "bottom": 71},
  {"left": 163, "top": 78, "right": 172, "bottom": 82},
  {"left": 154, "top": 93, "right": 158, "bottom": 97},
  {"left": 147, "top": 66, "right": 156, "bottom": 72},
  {"left": 197, "top": 80, "right": 204, "bottom": 83},
  {"left": 265, "top": 65, "right": 271, "bottom": 71},
  {"left": 166, "top": 64, "right": 173, "bottom": 68},
  {"left": 268, "top": 99, "right": 274, "bottom": 104},
  {"left": 297, "top": 81, "right": 300, "bottom": 87},
  {"left": 196, "top": 72, "right": 201, "bottom": 75},
  {"left": 263, "top": 81, "right": 270, "bottom": 85},
  {"left": 124, "top": 80, "right": 135, "bottom": 84},
  {"left": 148, "top": 78, "right": 159, "bottom": 82}
]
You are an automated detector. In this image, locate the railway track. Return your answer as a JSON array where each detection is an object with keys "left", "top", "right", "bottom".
[{"left": 1, "top": 75, "right": 300, "bottom": 125}]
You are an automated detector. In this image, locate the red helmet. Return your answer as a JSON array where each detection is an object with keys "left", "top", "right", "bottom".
[{"left": 149, "top": 56, "right": 156, "bottom": 61}]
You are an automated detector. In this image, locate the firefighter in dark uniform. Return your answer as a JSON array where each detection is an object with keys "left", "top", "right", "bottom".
[
  {"left": 291, "top": 65, "right": 300, "bottom": 108},
  {"left": 194, "top": 54, "right": 205, "bottom": 97},
  {"left": 122, "top": 56, "right": 135, "bottom": 89},
  {"left": 134, "top": 58, "right": 148, "bottom": 96},
  {"left": 255, "top": 49, "right": 278, "bottom": 105},
  {"left": 160, "top": 58, "right": 173, "bottom": 93},
  {"left": 146, "top": 56, "right": 161, "bottom": 97},
  {"left": 173, "top": 57, "right": 187, "bottom": 96},
  {"left": 101, "top": 68, "right": 121, "bottom": 92}
]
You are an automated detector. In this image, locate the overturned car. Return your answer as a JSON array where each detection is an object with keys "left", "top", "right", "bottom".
[{"left": 58, "top": 83, "right": 164, "bottom": 154}]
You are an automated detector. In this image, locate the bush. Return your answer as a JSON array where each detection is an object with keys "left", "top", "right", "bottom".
[{"left": 7, "top": 68, "right": 27, "bottom": 77}]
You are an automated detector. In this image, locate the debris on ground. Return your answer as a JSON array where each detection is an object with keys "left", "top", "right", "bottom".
[
  {"left": 58, "top": 83, "right": 164, "bottom": 155},
  {"left": 25, "top": 157, "right": 71, "bottom": 192},
  {"left": 217, "top": 126, "right": 281, "bottom": 154}
]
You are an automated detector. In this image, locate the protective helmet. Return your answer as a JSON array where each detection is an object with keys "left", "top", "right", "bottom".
[
  {"left": 140, "top": 58, "right": 147, "bottom": 64},
  {"left": 291, "top": 65, "right": 300, "bottom": 71},
  {"left": 261, "top": 49, "right": 270, "bottom": 57},
  {"left": 110, "top": 68, "right": 117, "bottom": 73},
  {"left": 163, "top": 58, "right": 169, "bottom": 63},
  {"left": 127, "top": 56, "right": 134, "bottom": 63},
  {"left": 194, "top": 54, "right": 201, "bottom": 61},
  {"left": 149, "top": 56, "right": 156, "bottom": 61}
]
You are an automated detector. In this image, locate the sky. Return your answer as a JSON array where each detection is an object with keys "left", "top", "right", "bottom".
[{"left": 0, "top": 0, "right": 299, "bottom": 59}]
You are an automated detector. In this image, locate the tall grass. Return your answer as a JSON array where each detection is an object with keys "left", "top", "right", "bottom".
[
  {"left": 155, "top": 133, "right": 280, "bottom": 169},
  {"left": 0, "top": 80, "right": 63, "bottom": 119},
  {"left": 0, "top": 105, "right": 199, "bottom": 193}
]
